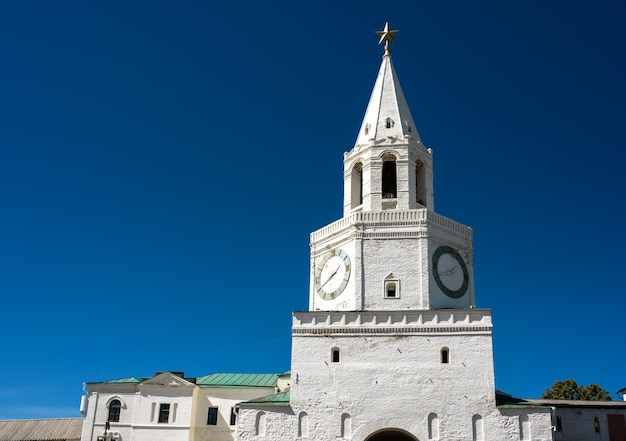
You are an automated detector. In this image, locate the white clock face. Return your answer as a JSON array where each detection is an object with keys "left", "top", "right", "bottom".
[
  {"left": 315, "top": 249, "right": 351, "bottom": 300},
  {"left": 320, "top": 256, "right": 347, "bottom": 293}
]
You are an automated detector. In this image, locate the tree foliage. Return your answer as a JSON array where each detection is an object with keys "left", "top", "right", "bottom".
[{"left": 542, "top": 379, "right": 612, "bottom": 401}]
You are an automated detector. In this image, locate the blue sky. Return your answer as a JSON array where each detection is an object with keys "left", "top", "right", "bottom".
[{"left": 1, "top": 0, "right": 625, "bottom": 419}]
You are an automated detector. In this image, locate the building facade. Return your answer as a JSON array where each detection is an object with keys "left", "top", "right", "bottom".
[
  {"left": 76, "top": 24, "right": 626, "bottom": 441},
  {"left": 79, "top": 372, "right": 287, "bottom": 441}
]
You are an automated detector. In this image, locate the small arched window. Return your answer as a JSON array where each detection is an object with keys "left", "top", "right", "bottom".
[
  {"left": 332, "top": 348, "right": 340, "bottom": 363},
  {"left": 384, "top": 274, "right": 399, "bottom": 299},
  {"left": 594, "top": 417, "right": 600, "bottom": 433},
  {"left": 108, "top": 399, "right": 121, "bottom": 422},
  {"left": 385, "top": 118, "right": 394, "bottom": 129},
  {"left": 441, "top": 348, "right": 449, "bottom": 364}
]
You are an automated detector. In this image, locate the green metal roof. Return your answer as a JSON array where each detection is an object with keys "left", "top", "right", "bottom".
[
  {"left": 240, "top": 390, "right": 291, "bottom": 407},
  {"left": 496, "top": 391, "right": 548, "bottom": 409},
  {"left": 98, "top": 376, "right": 140, "bottom": 384},
  {"left": 196, "top": 373, "right": 280, "bottom": 388}
]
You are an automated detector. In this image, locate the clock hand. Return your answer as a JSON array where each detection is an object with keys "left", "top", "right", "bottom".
[
  {"left": 320, "top": 265, "right": 341, "bottom": 289},
  {"left": 439, "top": 266, "right": 458, "bottom": 277}
]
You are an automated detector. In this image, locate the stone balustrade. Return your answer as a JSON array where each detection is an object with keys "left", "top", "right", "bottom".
[{"left": 310, "top": 210, "right": 472, "bottom": 243}]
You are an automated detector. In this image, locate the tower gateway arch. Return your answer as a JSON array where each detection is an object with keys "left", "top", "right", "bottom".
[{"left": 366, "top": 428, "right": 419, "bottom": 441}]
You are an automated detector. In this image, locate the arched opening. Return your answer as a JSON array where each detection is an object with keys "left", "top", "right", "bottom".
[
  {"left": 351, "top": 162, "right": 363, "bottom": 209},
  {"left": 255, "top": 411, "right": 266, "bottom": 436},
  {"left": 331, "top": 347, "right": 340, "bottom": 363},
  {"left": 441, "top": 347, "right": 449, "bottom": 364},
  {"left": 382, "top": 156, "right": 397, "bottom": 199},
  {"left": 428, "top": 413, "right": 439, "bottom": 440},
  {"left": 341, "top": 413, "right": 351, "bottom": 438},
  {"left": 366, "top": 429, "right": 417, "bottom": 441},
  {"left": 519, "top": 414, "right": 530, "bottom": 440},
  {"left": 472, "top": 414, "right": 484, "bottom": 441},
  {"left": 298, "top": 412, "right": 308, "bottom": 438},
  {"left": 384, "top": 274, "right": 399, "bottom": 299}
]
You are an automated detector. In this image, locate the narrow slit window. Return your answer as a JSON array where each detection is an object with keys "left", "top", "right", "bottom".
[
  {"left": 415, "top": 161, "right": 426, "bottom": 206},
  {"left": 332, "top": 348, "right": 340, "bottom": 363}
]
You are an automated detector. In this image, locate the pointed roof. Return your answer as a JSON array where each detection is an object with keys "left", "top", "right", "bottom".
[
  {"left": 139, "top": 371, "right": 196, "bottom": 387},
  {"left": 354, "top": 52, "right": 421, "bottom": 147}
]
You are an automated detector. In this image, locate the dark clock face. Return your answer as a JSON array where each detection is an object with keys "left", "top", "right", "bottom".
[{"left": 432, "top": 245, "right": 469, "bottom": 299}]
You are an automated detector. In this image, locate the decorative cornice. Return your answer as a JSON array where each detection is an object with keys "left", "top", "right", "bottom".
[
  {"left": 354, "top": 231, "right": 428, "bottom": 239},
  {"left": 293, "top": 309, "right": 492, "bottom": 335},
  {"left": 293, "top": 326, "right": 491, "bottom": 336}
]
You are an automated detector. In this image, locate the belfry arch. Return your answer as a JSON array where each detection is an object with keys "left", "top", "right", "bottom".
[
  {"left": 351, "top": 162, "right": 363, "bottom": 208},
  {"left": 365, "top": 429, "right": 419, "bottom": 441}
]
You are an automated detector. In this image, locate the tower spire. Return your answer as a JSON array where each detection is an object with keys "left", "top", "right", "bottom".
[{"left": 354, "top": 22, "right": 420, "bottom": 148}]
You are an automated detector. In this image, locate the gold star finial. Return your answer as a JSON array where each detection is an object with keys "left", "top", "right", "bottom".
[{"left": 375, "top": 22, "right": 399, "bottom": 54}]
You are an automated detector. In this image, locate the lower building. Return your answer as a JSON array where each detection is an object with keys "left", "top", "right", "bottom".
[
  {"left": 531, "top": 399, "right": 626, "bottom": 441},
  {"left": 79, "top": 371, "right": 288, "bottom": 441}
]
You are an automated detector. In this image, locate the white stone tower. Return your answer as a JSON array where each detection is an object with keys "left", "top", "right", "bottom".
[
  {"left": 309, "top": 23, "right": 475, "bottom": 313},
  {"left": 236, "top": 24, "right": 553, "bottom": 441}
]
